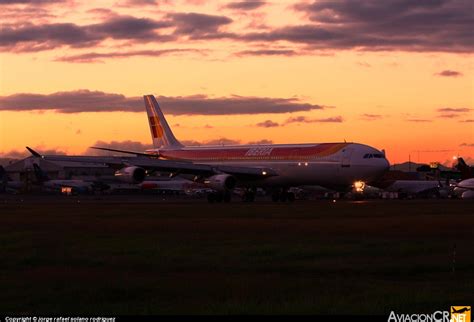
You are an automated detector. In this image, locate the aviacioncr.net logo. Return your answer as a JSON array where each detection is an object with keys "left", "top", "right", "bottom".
[{"left": 388, "top": 310, "right": 450, "bottom": 322}]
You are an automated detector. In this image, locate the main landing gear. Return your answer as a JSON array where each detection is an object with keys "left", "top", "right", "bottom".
[
  {"left": 242, "top": 188, "right": 256, "bottom": 202},
  {"left": 207, "top": 190, "right": 232, "bottom": 203},
  {"left": 271, "top": 189, "right": 295, "bottom": 202},
  {"left": 207, "top": 189, "right": 257, "bottom": 203}
]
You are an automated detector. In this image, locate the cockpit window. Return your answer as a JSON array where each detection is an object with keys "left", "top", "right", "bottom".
[{"left": 364, "top": 153, "right": 384, "bottom": 159}]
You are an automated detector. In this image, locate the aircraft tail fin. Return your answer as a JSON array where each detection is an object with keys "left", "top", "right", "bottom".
[
  {"left": 143, "top": 95, "right": 183, "bottom": 149},
  {"left": 33, "top": 163, "right": 50, "bottom": 183},
  {"left": 455, "top": 157, "right": 473, "bottom": 180}
]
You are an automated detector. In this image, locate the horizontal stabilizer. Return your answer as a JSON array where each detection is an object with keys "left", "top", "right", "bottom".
[{"left": 26, "top": 146, "right": 42, "bottom": 158}]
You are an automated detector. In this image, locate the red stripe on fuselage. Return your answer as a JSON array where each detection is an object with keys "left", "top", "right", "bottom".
[{"left": 155, "top": 143, "right": 349, "bottom": 162}]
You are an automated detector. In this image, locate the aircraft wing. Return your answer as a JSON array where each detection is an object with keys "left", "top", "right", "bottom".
[
  {"left": 26, "top": 147, "right": 278, "bottom": 179},
  {"left": 89, "top": 146, "right": 154, "bottom": 157}
]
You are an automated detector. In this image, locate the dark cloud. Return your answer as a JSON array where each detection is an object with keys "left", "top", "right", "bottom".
[
  {"left": 257, "top": 116, "right": 344, "bottom": 127},
  {"left": 180, "top": 140, "right": 202, "bottom": 146},
  {"left": 0, "top": 15, "right": 173, "bottom": 52},
  {"left": 437, "top": 107, "right": 471, "bottom": 113},
  {"left": 89, "top": 15, "right": 171, "bottom": 40},
  {"left": 438, "top": 114, "right": 460, "bottom": 118},
  {"left": 152, "top": 94, "right": 326, "bottom": 115},
  {"left": 2, "top": 1, "right": 470, "bottom": 55},
  {"left": 0, "top": 90, "right": 326, "bottom": 115},
  {"left": 204, "top": 138, "right": 241, "bottom": 146},
  {"left": 242, "top": 25, "right": 342, "bottom": 44},
  {"left": 168, "top": 12, "right": 233, "bottom": 39},
  {"left": 85, "top": 140, "right": 153, "bottom": 156},
  {"left": 460, "top": 143, "right": 474, "bottom": 147},
  {"left": 0, "top": 12, "right": 236, "bottom": 52},
  {"left": 285, "top": 115, "right": 343, "bottom": 123},
  {"left": 255, "top": 0, "right": 473, "bottom": 53},
  {"left": 235, "top": 49, "right": 297, "bottom": 57},
  {"left": 360, "top": 113, "right": 382, "bottom": 120},
  {"left": 0, "top": 6, "right": 56, "bottom": 23},
  {"left": 1, "top": 148, "right": 66, "bottom": 159},
  {"left": 117, "top": 0, "right": 161, "bottom": 6},
  {"left": 416, "top": 149, "right": 455, "bottom": 153},
  {"left": 256, "top": 120, "right": 279, "bottom": 127},
  {"left": 197, "top": 138, "right": 274, "bottom": 146},
  {"left": 0, "top": 23, "right": 101, "bottom": 51},
  {"left": 180, "top": 138, "right": 241, "bottom": 146},
  {"left": 247, "top": 139, "right": 273, "bottom": 145},
  {"left": 225, "top": 1, "right": 266, "bottom": 10},
  {"left": 357, "top": 61, "right": 371, "bottom": 68},
  {"left": 460, "top": 119, "right": 474, "bottom": 123},
  {"left": 435, "top": 70, "right": 463, "bottom": 77},
  {"left": 0, "top": 0, "right": 65, "bottom": 4},
  {"left": 56, "top": 48, "right": 203, "bottom": 63},
  {"left": 0, "top": 90, "right": 139, "bottom": 112},
  {"left": 437, "top": 107, "right": 471, "bottom": 119},
  {"left": 406, "top": 119, "right": 432, "bottom": 122}
]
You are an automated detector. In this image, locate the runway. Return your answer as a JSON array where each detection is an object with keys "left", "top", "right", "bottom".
[{"left": 1, "top": 196, "right": 473, "bottom": 314}]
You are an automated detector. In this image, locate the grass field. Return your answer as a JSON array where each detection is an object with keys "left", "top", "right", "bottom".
[{"left": 1, "top": 196, "right": 473, "bottom": 314}]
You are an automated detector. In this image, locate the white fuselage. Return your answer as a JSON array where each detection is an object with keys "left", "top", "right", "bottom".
[
  {"left": 146, "top": 142, "right": 390, "bottom": 188},
  {"left": 385, "top": 180, "right": 441, "bottom": 194},
  {"left": 454, "top": 178, "right": 474, "bottom": 199}
]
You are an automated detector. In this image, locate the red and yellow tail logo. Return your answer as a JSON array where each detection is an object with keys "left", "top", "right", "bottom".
[
  {"left": 451, "top": 306, "right": 471, "bottom": 322},
  {"left": 149, "top": 116, "right": 164, "bottom": 138}
]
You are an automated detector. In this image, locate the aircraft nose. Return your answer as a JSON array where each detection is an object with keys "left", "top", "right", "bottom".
[
  {"left": 382, "top": 158, "right": 390, "bottom": 171},
  {"left": 376, "top": 158, "right": 390, "bottom": 176},
  {"left": 370, "top": 156, "right": 390, "bottom": 179}
]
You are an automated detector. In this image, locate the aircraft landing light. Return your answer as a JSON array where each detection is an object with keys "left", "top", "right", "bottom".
[{"left": 353, "top": 180, "right": 366, "bottom": 192}]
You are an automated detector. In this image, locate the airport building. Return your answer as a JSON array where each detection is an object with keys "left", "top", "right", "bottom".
[{"left": 4, "top": 156, "right": 115, "bottom": 182}]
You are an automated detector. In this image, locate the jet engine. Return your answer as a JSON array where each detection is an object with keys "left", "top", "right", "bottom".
[
  {"left": 461, "top": 190, "right": 474, "bottom": 199},
  {"left": 115, "top": 166, "right": 146, "bottom": 184},
  {"left": 205, "top": 174, "right": 236, "bottom": 191}
]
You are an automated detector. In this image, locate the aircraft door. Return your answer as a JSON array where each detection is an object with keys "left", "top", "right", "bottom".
[{"left": 341, "top": 148, "right": 352, "bottom": 168}]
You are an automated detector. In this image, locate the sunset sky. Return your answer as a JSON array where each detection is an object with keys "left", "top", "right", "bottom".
[{"left": 0, "top": 0, "right": 472, "bottom": 164}]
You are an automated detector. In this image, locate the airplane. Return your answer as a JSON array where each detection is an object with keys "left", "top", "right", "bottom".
[
  {"left": 140, "top": 178, "right": 220, "bottom": 198},
  {"left": 140, "top": 177, "right": 198, "bottom": 193},
  {"left": 452, "top": 307, "right": 471, "bottom": 314},
  {"left": 451, "top": 157, "right": 474, "bottom": 199},
  {"left": 380, "top": 180, "right": 445, "bottom": 198},
  {"left": 456, "top": 178, "right": 474, "bottom": 199},
  {"left": 32, "top": 163, "right": 109, "bottom": 194},
  {"left": 0, "top": 165, "right": 24, "bottom": 193},
  {"left": 455, "top": 157, "right": 474, "bottom": 180},
  {"left": 27, "top": 95, "right": 390, "bottom": 203}
]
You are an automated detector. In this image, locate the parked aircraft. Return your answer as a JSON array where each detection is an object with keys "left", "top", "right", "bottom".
[
  {"left": 456, "top": 178, "right": 474, "bottom": 199},
  {"left": 32, "top": 163, "right": 109, "bottom": 194},
  {"left": 140, "top": 178, "right": 198, "bottom": 193},
  {"left": 452, "top": 157, "right": 474, "bottom": 199},
  {"left": 0, "top": 165, "right": 23, "bottom": 193},
  {"left": 27, "top": 95, "right": 390, "bottom": 203},
  {"left": 381, "top": 180, "right": 444, "bottom": 198},
  {"left": 455, "top": 157, "right": 474, "bottom": 180}
]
